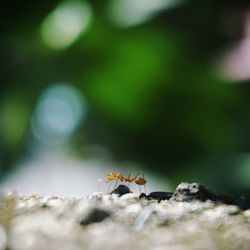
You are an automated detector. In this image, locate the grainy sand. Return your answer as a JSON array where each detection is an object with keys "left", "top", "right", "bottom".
[{"left": 0, "top": 189, "right": 250, "bottom": 250}]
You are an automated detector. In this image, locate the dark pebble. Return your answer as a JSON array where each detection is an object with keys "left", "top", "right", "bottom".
[
  {"left": 80, "top": 208, "right": 111, "bottom": 225},
  {"left": 110, "top": 185, "right": 131, "bottom": 196},
  {"left": 147, "top": 192, "right": 173, "bottom": 202},
  {"left": 171, "top": 182, "right": 250, "bottom": 210},
  {"left": 139, "top": 193, "right": 147, "bottom": 199},
  {"left": 232, "top": 196, "right": 250, "bottom": 210},
  {"left": 139, "top": 192, "right": 173, "bottom": 202},
  {"left": 172, "top": 182, "right": 220, "bottom": 202}
]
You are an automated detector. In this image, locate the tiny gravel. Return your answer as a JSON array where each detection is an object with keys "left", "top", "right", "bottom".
[{"left": 0, "top": 183, "right": 250, "bottom": 250}]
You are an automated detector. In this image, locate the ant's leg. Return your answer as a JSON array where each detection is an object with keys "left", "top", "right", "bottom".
[
  {"left": 127, "top": 172, "right": 131, "bottom": 179},
  {"left": 142, "top": 170, "right": 146, "bottom": 193},
  {"left": 142, "top": 170, "right": 145, "bottom": 179},
  {"left": 113, "top": 178, "right": 118, "bottom": 189},
  {"left": 133, "top": 172, "right": 140, "bottom": 182},
  {"left": 107, "top": 182, "right": 112, "bottom": 194}
]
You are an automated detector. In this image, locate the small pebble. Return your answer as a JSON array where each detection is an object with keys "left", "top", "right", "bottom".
[
  {"left": 110, "top": 185, "right": 131, "bottom": 197},
  {"left": 133, "top": 206, "right": 155, "bottom": 231},
  {"left": 88, "top": 192, "right": 104, "bottom": 201},
  {"left": 3, "top": 182, "right": 250, "bottom": 250},
  {"left": 144, "top": 192, "right": 173, "bottom": 202},
  {"left": 80, "top": 208, "right": 111, "bottom": 225}
]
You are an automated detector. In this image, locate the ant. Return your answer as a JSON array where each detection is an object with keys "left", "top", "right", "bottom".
[{"left": 105, "top": 171, "right": 147, "bottom": 194}]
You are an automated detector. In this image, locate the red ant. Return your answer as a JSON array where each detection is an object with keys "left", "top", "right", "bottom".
[{"left": 105, "top": 171, "right": 147, "bottom": 194}]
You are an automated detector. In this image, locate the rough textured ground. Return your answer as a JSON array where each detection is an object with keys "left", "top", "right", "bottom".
[{"left": 1, "top": 183, "right": 250, "bottom": 250}]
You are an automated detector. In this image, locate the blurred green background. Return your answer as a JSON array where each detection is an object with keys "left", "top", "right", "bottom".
[{"left": 1, "top": 0, "right": 250, "bottom": 195}]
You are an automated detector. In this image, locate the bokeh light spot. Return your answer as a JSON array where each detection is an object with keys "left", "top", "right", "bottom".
[
  {"left": 108, "top": 0, "right": 184, "bottom": 28},
  {"left": 31, "top": 83, "right": 87, "bottom": 145},
  {"left": 41, "top": 0, "right": 92, "bottom": 50}
]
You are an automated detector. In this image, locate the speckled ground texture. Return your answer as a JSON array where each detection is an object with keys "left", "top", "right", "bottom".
[{"left": 1, "top": 182, "right": 250, "bottom": 250}]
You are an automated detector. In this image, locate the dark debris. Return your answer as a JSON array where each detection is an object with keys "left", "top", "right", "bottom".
[
  {"left": 110, "top": 185, "right": 132, "bottom": 196},
  {"left": 171, "top": 182, "right": 250, "bottom": 210},
  {"left": 80, "top": 208, "right": 111, "bottom": 225},
  {"left": 139, "top": 192, "right": 173, "bottom": 202},
  {"left": 110, "top": 182, "right": 250, "bottom": 210},
  {"left": 172, "top": 182, "right": 220, "bottom": 202}
]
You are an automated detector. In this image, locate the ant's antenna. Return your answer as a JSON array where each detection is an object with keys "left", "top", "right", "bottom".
[{"left": 125, "top": 172, "right": 131, "bottom": 188}]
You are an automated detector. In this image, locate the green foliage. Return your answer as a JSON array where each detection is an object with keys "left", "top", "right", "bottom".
[{"left": 1, "top": 0, "right": 250, "bottom": 193}]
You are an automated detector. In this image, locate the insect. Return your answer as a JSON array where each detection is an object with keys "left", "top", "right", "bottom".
[{"left": 105, "top": 171, "right": 147, "bottom": 194}]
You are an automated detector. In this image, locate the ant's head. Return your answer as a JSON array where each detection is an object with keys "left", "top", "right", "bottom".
[{"left": 106, "top": 173, "right": 114, "bottom": 182}]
